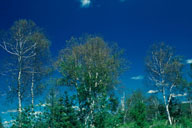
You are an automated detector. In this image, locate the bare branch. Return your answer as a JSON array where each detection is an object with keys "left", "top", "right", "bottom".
[
  {"left": 23, "top": 42, "right": 37, "bottom": 55},
  {"left": 0, "top": 41, "right": 18, "bottom": 56}
]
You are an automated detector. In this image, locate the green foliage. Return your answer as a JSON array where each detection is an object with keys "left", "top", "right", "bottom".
[
  {"left": 93, "top": 94, "right": 123, "bottom": 128},
  {"left": 109, "top": 94, "right": 119, "bottom": 113},
  {"left": 146, "top": 96, "right": 160, "bottom": 121},
  {"left": 178, "top": 116, "right": 192, "bottom": 128},
  {"left": 145, "top": 43, "right": 184, "bottom": 125},
  {"left": 94, "top": 112, "right": 123, "bottom": 128},
  {"left": 149, "top": 120, "right": 170, "bottom": 128},
  {"left": 0, "top": 117, "right": 4, "bottom": 128},
  {"left": 148, "top": 119, "right": 192, "bottom": 128},
  {"left": 129, "top": 101, "right": 148, "bottom": 128},
  {"left": 0, "top": 20, "right": 52, "bottom": 128},
  {"left": 119, "top": 123, "right": 137, "bottom": 128},
  {"left": 11, "top": 106, "right": 37, "bottom": 128},
  {"left": 2, "top": 21, "right": 192, "bottom": 128},
  {"left": 44, "top": 91, "right": 80, "bottom": 128},
  {"left": 56, "top": 35, "right": 128, "bottom": 127}
]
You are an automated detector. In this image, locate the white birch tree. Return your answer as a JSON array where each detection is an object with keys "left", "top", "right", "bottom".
[
  {"left": 0, "top": 20, "right": 37, "bottom": 118},
  {"left": 145, "top": 43, "right": 183, "bottom": 125},
  {"left": 28, "top": 32, "right": 51, "bottom": 111},
  {"left": 57, "top": 36, "right": 127, "bottom": 128}
]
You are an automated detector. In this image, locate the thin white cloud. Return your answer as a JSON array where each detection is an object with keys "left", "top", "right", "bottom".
[
  {"left": 80, "top": 0, "right": 91, "bottom": 8},
  {"left": 3, "top": 121, "right": 9, "bottom": 124},
  {"left": 186, "top": 59, "right": 192, "bottom": 64},
  {"left": 3, "top": 120, "right": 14, "bottom": 124},
  {"left": 131, "top": 75, "right": 144, "bottom": 80},
  {"left": 36, "top": 103, "right": 51, "bottom": 107},
  {"left": 1, "top": 109, "right": 17, "bottom": 114},
  {"left": 172, "top": 93, "right": 187, "bottom": 98},
  {"left": 182, "top": 101, "right": 192, "bottom": 104},
  {"left": 147, "top": 90, "right": 159, "bottom": 94},
  {"left": 3, "top": 120, "right": 15, "bottom": 127}
]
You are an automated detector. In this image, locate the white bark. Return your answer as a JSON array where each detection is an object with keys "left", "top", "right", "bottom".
[
  {"left": 18, "top": 68, "right": 22, "bottom": 114},
  {"left": 84, "top": 73, "right": 95, "bottom": 128},
  {"left": 18, "top": 58, "right": 22, "bottom": 128},
  {"left": 31, "top": 72, "right": 34, "bottom": 111},
  {"left": 0, "top": 21, "right": 41, "bottom": 128},
  {"left": 145, "top": 43, "right": 183, "bottom": 126},
  {"left": 121, "top": 92, "right": 125, "bottom": 111},
  {"left": 163, "top": 88, "right": 172, "bottom": 125},
  {"left": 165, "top": 104, "right": 172, "bottom": 125},
  {"left": 0, "top": 30, "right": 36, "bottom": 115}
]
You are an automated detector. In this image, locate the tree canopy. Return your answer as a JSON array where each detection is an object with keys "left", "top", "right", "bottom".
[{"left": 1, "top": 20, "right": 192, "bottom": 128}]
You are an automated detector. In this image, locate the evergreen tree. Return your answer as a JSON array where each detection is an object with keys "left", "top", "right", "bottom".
[
  {"left": 126, "top": 90, "right": 148, "bottom": 127},
  {"left": 62, "top": 92, "right": 80, "bottom": 127},
  {"left": 130, "top": 101, "right": 147, "bottom": 128},
  {"left": 44, "top": 89, "right": 80, "bottom": 128},
  {"left": 11, "top": 106, "right": 35, "bottom": 128}
]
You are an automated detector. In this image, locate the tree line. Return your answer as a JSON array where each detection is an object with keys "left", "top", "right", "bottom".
[{"left": 0, "top": 19, "right": 192, "bottom": 128}]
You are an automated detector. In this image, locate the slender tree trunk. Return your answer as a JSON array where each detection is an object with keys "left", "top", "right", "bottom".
[
  {"left": 90, "top": 99, "right": 95, "bottom": 128},
  {"left": 165, "top": 104, "right": 172, "bottom": 125},
  {"left": 163, "top": 89, "right": 172, "bottom": 125},
  {"left": 31, "top": 72, "right": 35, "bottom": 111},
  {"left": 84, "top": 71, "right": 95, "bottom": 128},
  {"left": 121, "top": 92, "right": 126, "bottom": 124},
  {"left": 85, "top": 86, "right": 95, "bottom": 128},
  {"left": 18, "top": 56, "right": 22, "bottom": 128},
  {"left": 121, "top": 92, "right": 125, "bottom": 111},
  {"left": 84, "top": 100, "right": 95, "bottom": 128},
  {"left": 18, "top": 69, "right": 22, "bottom": 113}
]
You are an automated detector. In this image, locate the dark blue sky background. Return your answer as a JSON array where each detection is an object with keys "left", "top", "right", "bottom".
[{"left": 0, "top": 0, "right": 192, "bottom": 124}]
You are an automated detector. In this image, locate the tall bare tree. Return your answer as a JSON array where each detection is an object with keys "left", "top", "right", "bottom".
[
  {"left": 145, "top": 43, "right": 183, "bottom": 125},
  {"left": 0, "top": 20, "right": 38, "bottom": 116},
  {"left": 28, "top": 32, "right": 51, "bottom": 111}
]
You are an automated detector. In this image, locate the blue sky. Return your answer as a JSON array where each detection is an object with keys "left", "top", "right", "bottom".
[{"left": 0, "top": 0, "right": 192, "bottom": 125}]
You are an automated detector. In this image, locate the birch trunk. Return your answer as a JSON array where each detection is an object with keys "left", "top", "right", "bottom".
[
  {"left": 18, "top": 69, "right": 22, "bottom": 114},
  {"left": 18, "top": 56, "right": 22, "bottom": 114},
  {"left": 163, "top": 89, "right": 172, "bottom": 125},
  {"left": 85, "top": 86, "right": 95, "bottom": 128},
  {"left": 31, "top": 72, "right": 34, "bottom": 111},
  {"left": 165, "top": 104, "right": 172, "bottom": 125},
  {"left": 18, "top": 56, "right": 22, "bottom": 128}
]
